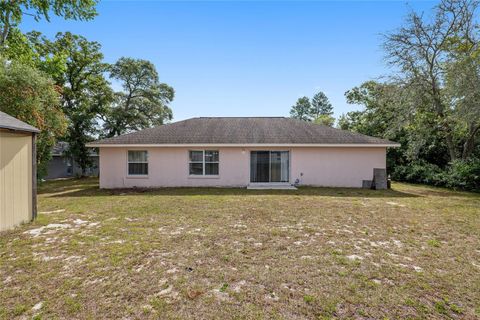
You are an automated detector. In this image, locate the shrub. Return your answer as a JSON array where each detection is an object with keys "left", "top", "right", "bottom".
[
  {"left": 391, "top": 158, "right": 480, "bottom": 192},
  {"left": 391, "top": 160, "right": 442, "bottom": 185},
  {"left": 437, "top": 159, "right": 480, "bottom": 192}
]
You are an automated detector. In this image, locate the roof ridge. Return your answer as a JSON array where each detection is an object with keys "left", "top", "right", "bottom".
[
  {"left": 87, "top": 116, "right": 399, "bottom": 146},
  {"left": 196, "top": 116, "right": 286, "bottom": 119}
]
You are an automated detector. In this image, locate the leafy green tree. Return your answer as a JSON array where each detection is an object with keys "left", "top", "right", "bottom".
[
  {"left": 0, "top": 28, "right": 38, "bottom": 65},
  {"left": 445, "top": 45, "right": 480, "bottom": 160},
  {"left": 290, "top": 97, "right": 312, "bottom": 121},
  {"left": 311, "top": 91, "right": 333, "bottom": 118},
  {"left": 344, "top": 80, "right": 451, "bottom": 170},
  {"left": 341, "top": 1, "right": 480, "bottom": 190},
  {"left": 0, "top": 0, "right": 98, "bottom": 47},
  {"left": 383, "top": 0, "right": 479, "bottom": 161},
  {"left": 32, "top": 32, "right": 113, "bottom": 175},
  {"left": 0, "top": 58, "right": 67, "bottom": 177},
  {"left": 290, "top": 92, "right": 334, "bottom": 123},
  {"left": 338, "top": 111, "right": 363, "bottom": 132},
  {"left": 313, "top": 114, "right": 335, "bottom": 127},
  {"left": 103, "top": 57, "right": 174, "bottom": 137},
  {"left": 23, "top": 31, "right": 69, "bottom": 81},
  {"left": 344, "top": 81, "right": 402, "bottom": 138}
]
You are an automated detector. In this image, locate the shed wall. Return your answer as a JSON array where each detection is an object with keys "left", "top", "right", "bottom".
[{"left": 0, "top": 131, "right": 32, "bottom": 231}]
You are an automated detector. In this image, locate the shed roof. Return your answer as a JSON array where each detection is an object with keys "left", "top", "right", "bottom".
[
  {"left": 88, "top": 117, "right": 399, "bottom": 147},
  {"left": 0, "top": 111, "right": 40, "bottom": 133}
]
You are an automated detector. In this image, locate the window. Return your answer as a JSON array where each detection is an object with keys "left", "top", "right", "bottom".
[
  {"left": 128, "top": 151, "right": 148, "bottom": 175},
  {"left": 189, "top": 150, "right": 219, "bottom": 175}
]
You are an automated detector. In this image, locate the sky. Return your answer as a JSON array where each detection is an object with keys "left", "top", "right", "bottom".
[{"left": 20, "top": 0, "right": 437, "bottom": 122}]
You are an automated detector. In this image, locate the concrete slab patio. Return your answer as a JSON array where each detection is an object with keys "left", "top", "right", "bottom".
[{"left": 247, "top": 183, "right": 298, "bottom": 190}]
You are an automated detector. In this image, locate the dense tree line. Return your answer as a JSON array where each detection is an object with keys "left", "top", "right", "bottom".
[
  {"left": 289, "top": 1, "right": 479, "bottom": 191},
  {"left": 0, "top": 1, "right": 174, "bottom": 177},
  {"left": 339, "top": 0, "right": 480, "bottom": 191}
]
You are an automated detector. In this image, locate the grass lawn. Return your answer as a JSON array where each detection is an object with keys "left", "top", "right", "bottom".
[{"left": 1, "top": 179, "right": 479, "bottom": 319}]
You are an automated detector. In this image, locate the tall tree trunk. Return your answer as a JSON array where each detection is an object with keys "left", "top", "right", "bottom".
[
  {"left": 461, "top": 123, "right": 480, "bottom": 160},
  {"left": 432, "top": 90, "right": 458, "bottom": 161},
  {"left": 0, "top": 10, "right": 11, "bottom": 48},
  {"left": 444, "top": 128, "right": 458, "bottom": 161}
]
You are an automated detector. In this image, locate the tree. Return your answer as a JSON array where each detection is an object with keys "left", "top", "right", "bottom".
[
  {"left": 313, "top": 114, "right": 335, "bottom": 127},
  {"left": 344, "top": 80, "right": 451, "bottom": 169},
  {"left": 340, "top": 1, "right": 480, "bottom": 190},
  {"left": 338, "top": 111, "right": 363, "bottom": 132},
  {"left": 0, "top": 0, "right": 98, "bottom": 47},
  {"left": 445, "top": 44, "right": 480, "bottom": 160},
  {"left": 384, "top": 0, "right": 479, "bottom": 161},
  {"left": 0, "top": 58, "right": 67, "bottom": 177},
  {"left": 344, "top": 81, "right": 402, "bottom": 137},
  {"left": 32, "top": 32, "right": 113, "bottom": 175},
  {"left": 290, "top": 92, "right": 334, "bottom": 123},
  {"left": 311, "top": 91, "right": 333, "bottom": 118},
  {"left": 290, "top": 97, "right": 312, "bottom": 121},
  {"left": 103, "top": 57, "right": 174, "bottom": 137},
  {"left": 0, "top": 28, "right": 38, "bottom": 66}
]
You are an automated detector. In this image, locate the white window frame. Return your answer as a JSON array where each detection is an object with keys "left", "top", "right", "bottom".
[
  {"left": 189, "top": 150, "right": 219, "bottom": 176},
  {"left": 127, "top": 150, "right": 149, "bottom": 177}
]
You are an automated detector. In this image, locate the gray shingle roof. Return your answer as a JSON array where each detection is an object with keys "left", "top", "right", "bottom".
[
  {"left": 89, "top": 117, "right": 399, "bottom": 146},
  {"left": 51, "top": 141, "right": 70, "bottom": 155},
  {"left": 0, "top": 111, "right": 40, "bottom": 133},
  {"left": 51, "top": 141, "right": 98, "bottom": 156}
]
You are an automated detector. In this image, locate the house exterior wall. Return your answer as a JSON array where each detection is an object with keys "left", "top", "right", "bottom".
[
  {"left": 46, "top": 156, "right": 72, "bottom": 179},
  {"left": 46, "top": 156, "right": 99, "bottom": 179},
  {"left": 98, "top": 146, "right": 386, "bottom": 189},
  {"left": 72, "top": 156, "right": 99, "bottom": 177},
  {"left": 290, "top": 147, "right": 386, "bottom": 187},
  {"left": 0, "top": 131, "right": 32, "bottom": 231}
]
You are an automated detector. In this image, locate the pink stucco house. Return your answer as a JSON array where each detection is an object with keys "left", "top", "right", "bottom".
[{"left": 87, "top": 117, "right": 399, "bottom": 189}]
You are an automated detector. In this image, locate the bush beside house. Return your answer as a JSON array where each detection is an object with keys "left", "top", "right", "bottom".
[{"left": 392, "top": 159, "right": 480, "bottom": 192}]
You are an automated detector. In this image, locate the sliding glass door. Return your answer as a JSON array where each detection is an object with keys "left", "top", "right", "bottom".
[
  {"left": 250, "top": 151, "right": 270, "bottom": 182},
  {"left": 250, "top": 151, "right": 289, "bottom": 183},
  {"left": 270, "top": 151, "right": 289, "bottom": 182}
]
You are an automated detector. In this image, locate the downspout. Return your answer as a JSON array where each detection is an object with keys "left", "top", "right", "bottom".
[{"left": 32, "top": 133, "right": 37, "bottom": 220}]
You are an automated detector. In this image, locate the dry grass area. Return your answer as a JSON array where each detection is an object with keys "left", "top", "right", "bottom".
[{"left": 1, "top": 178, "right": 480, "bottom": 319}]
